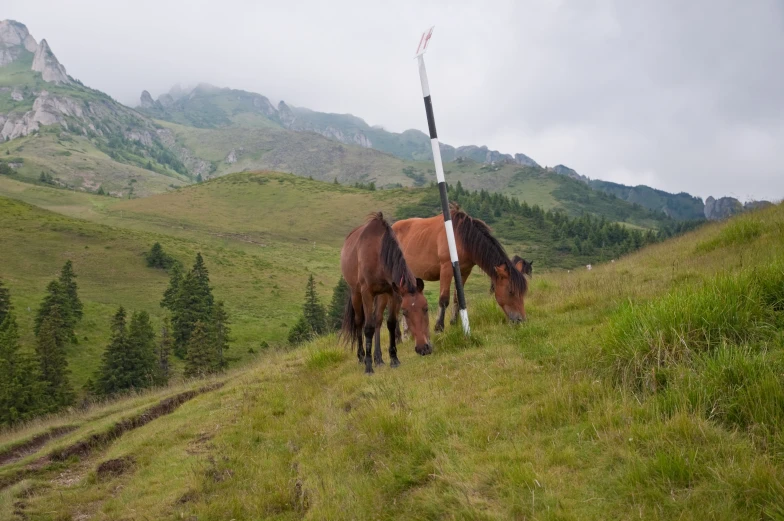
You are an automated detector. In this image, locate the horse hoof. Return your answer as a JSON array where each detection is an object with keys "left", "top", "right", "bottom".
[
  {"left": 365, "top": 368, "right": 374, "bottom": 375},
  {"left": 390, "top": 358, "right": 400, "bottom": 368},
  {"left": 374, "top": 358, "right": 385, "bottom": 366},
  {"left": 434, "top": 323, "right": 444, "bottom": 333}
]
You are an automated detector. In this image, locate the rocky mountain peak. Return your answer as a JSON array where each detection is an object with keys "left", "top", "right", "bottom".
[
  {"left": 277, "top": 101, "right": 295, "bottom": 127},
  {"left": 32, "top": 38, "right": 70, "bottom": 84},
  {"left": 140, "top": 90, "right": 156, "bottom": 109},
  {"left": 0, "top": 20, "right": 38, "bottom": 66}
]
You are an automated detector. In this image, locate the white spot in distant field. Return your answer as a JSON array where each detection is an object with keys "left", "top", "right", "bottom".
[{"left": 586, "top": 264, "right": 592, "bottom": 271}]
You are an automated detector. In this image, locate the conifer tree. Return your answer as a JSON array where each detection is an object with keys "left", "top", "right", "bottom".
[
  {"left": 0, "top": 309, "right": 46, "bottom": 425},
  {"left": 171, "top": 254, "right": 214, "bottom": 357},
  {"left": 96, "top": 307, "right": 130, "bottom": 395},
  {"left": 302, "top": 274, "right": 326, "bottom": 335},
  {"left": 184, "top": 321, "right": 215, "bottom": 378},
  {"left": 34, "top": 280, "right": 70, "bottom": 337},
  {"left": 212, "top": 300, "right": 230, "bottom": 370},
  {"left": 327, "top": 277, "right": 350, "bottom": 331},
  {"left": 59, "top": 260, "right": 83, "bottom": 323},
  {"left": 35, "top": 303, "right": 74, "bottom": 409},
  {"left": 287, "top": 315, "right": 311, "bottom": 345},
  {"left": 145, "top": 242, "right": 175, "bottom": 270},
  {"left": 160, "top": 263, "right": 183, "bottom": 311},
  {"left": 156, "top": 319, "right": 173, "bottom": 386},
  {"left": 127, "top": 311, "right": 157, "bottom": 388},
  {"left": 0, "top": 279, "right": 9, "bottom": 326}
]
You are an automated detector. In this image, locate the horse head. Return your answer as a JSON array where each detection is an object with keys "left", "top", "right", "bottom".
[{"left": 395, "top": 277, "right": 431, "bottom": 355}]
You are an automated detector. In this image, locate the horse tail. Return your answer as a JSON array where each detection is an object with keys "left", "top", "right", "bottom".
[{"left": 340, "top": 292, "right": 358, "bottom": 346}]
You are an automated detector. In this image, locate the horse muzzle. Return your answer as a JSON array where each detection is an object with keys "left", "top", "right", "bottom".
[{"left": 415, "top": 342, "right": 433, "bottom": 356}]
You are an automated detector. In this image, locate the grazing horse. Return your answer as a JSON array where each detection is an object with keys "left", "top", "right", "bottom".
[
  {"left": 340, "top": 212, "right": 431, "bottom": 374},
  {"left": 379, "top": 204, "right": 528, "bottom": 335}
]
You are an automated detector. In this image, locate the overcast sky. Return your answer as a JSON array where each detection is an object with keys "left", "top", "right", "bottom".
[{"left": 6, "top": 0, "right": 784, "bottom": 201}]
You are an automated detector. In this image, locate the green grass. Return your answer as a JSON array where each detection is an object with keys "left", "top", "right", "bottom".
[{"left": 1, "top": 200, "right": 782, "bottom": 519}]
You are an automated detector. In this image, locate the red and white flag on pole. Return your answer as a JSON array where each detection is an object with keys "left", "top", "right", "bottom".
[{"left": 415, "top": 26, "right": 434, "bottom": 57}]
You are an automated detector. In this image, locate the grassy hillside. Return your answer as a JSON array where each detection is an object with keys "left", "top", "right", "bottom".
[
  {"left": 1, "top": 201, "right": 781, "bottom": 520},
  {"left": 0, "top": 173, "right": 456, "bottom": 393},
  {"left": 0, "top": 130, "right": 186, "bottom": 197}
]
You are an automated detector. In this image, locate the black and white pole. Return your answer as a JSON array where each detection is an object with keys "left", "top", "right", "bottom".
[{"left": 415, "top": 27, "right": 470, "bottom": 335}]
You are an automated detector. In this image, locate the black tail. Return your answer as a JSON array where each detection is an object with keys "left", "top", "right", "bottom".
[{"left": 340, "top": 292, "right": 360, "bottom": 346}]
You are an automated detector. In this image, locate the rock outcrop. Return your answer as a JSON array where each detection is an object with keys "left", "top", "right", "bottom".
[
  {"left": 0, "top": 20, "right": 38, "bottom": 66},
  {"left": 31, "top": 39, "right": 70, "bottom": 84},
  {"left": 514, "top": 153, "right": 539, "bottom": 167},
  {"left": 277, "top": 101, "right": 296, "bottom": 128},
  {"left": 551, "top": 164, "right": 590, "bottom": 183},
  {"left": 140, "top": 90, "right": 156, "bottom": 109},
  {"left": 704, "top": 196, "right": 744, "bottom": 220}
]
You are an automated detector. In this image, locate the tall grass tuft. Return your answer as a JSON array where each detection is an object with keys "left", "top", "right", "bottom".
[
  {"left": 602, "top": 265, "right": 782, "bottom": 392},
  {"left": 696, "top": 217, "right": 766, "bottom": 253}
]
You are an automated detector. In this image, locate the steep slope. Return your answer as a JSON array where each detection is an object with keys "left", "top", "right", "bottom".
[
  {"left": 0, "top": 20, "right": 190, "bottom": 195},
  {"left": 588, "top": 179, "right": 706, "bottom": 221},
  {"left": 2, "top": 201, "right": 782, "bottom": 520}
]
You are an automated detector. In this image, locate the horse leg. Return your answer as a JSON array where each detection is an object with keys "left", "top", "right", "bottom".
[
  {"left": 387, "top": 295, "right": 401, "bottom": 367},
  {"left": 436, "top": 261, "right": 453, "bottom": 332},
  {"left": 373, "top": 295, "right": 386, "bottom": 366},
  {"left": 451, "top": 270, "right": 471, "bottom": 325},
  {"left": 351, "top": 290, "right": 364, "bottom": 363},
  {"left": 361, "top": 290, "right": 376, "bottom": 374}
]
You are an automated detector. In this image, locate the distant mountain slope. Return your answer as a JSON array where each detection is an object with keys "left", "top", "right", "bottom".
[
  {"left": 587, "top": 179, "right": 705, "bottom": 221},
  {"left": 138, "top": 84, "right": 540, "bottom": 166},
  {"left": 0, "top": 20, "right": 190, "bottom": 195}
]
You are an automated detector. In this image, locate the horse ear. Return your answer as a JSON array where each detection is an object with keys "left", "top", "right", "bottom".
[
  {"left": 494, "top": 264, "right": 509, "bottom": 278},
  {"left": 415, "top": 278, "right": 425, "bottom": 293},
  {"left": 513, "top": 259, "right": 524, "bottom": 272},
  {"left": 529, "top": 260, "right": 533, "bottom": 266}
]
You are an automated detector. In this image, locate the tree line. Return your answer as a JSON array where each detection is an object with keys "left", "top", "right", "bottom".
[
  {"left": 396, "top": 181, "right": 704, "bottom": 266},
  {"left": 0, "top": 247, "right": 231, "bottom": 427}
]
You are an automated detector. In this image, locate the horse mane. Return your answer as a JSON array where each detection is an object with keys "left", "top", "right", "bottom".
[
  {"left": 368, "top": 212, "right": 417, "bottom": 293},
  {"left": 450, "top": 204, "right": 527, "bottom": 296}
]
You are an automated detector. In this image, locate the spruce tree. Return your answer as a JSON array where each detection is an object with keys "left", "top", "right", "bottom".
[
  {"left": 160, "top": 263, "right": 183, "bottom": 311},
  {"left": 302, "top": 274, "right": 326, "bottom": 335},
  {"left": 34, "top": 280, "right": 71, "bottom": 337},
  {"left": 127, "top": 311, "right": 157, "bottom": 389},
  {"left": 171, "top": 254, "right": 214, "bottom": 357},
  {"left": 156, "top": 319, "right": 173, "bottom": 386},
  {"left": 0, "top": 309, "right": 46, "bottom": 425},
  {"left": 212, "top": 300, "right": 230, "bottom": 370},
  {"left": 327, "top": 277, "right": 350, "bottom": 331},
  {"left": 35, "top": 303, "right": 74, "bottom": 409},
  {"left": 145, "top": 242, "right": 175, "bottom": 270},
  {"left": 184, "top": 321, "right": 215, "bottom": 378},
  {"left": 287, "top": 315, "right": 312, "bottom": 345},
  {"left": 59, "top": 260, "right": 83, "bottom": 323},
  {"left": 96, "top": 307, "right": 130, "bottom": 395},
  {"left": 0, "top": 279, "right": 9, "bottom": 325}
]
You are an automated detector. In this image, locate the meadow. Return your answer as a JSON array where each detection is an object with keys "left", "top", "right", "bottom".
[{"left": 0, "top": 192, "right": 781, "bottom": 519}]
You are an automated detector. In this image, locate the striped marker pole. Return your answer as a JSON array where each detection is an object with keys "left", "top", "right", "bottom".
[{"left": 415, "top": 27, "right": 470, "bottom": 335}]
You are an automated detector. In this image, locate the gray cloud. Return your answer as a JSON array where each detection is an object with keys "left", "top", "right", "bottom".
[{"left": 6, "top": 0, "right": 783, "bottom": 201}]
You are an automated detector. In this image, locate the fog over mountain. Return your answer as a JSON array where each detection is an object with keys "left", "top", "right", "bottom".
[{"left": 4, "top": 0, "right": 783, "bottom": 201}]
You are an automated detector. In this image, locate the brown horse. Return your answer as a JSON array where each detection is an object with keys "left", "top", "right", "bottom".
[
  {"left": 340, "top": 212, "right": 431, "bottom": 374},
  {"left": 382, "top": 204, "right": 528, "bottom": 333}
]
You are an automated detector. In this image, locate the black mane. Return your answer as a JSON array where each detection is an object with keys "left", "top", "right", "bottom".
[
  {"left": 450, "top": 204, "right": 527, "bottom": 296},
  {"left": 370, "top": 212, "right": 417, "bottom": 294}
]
